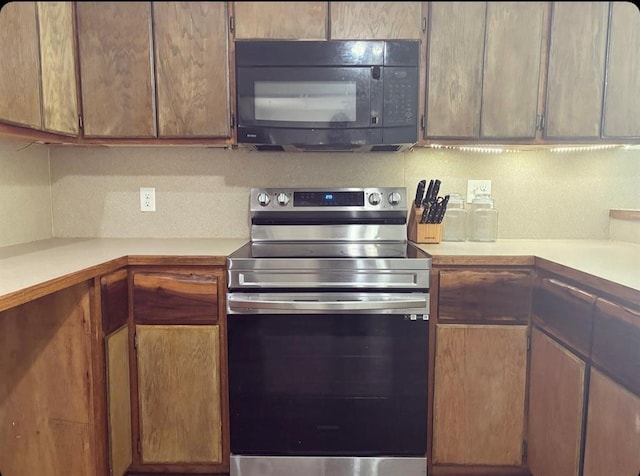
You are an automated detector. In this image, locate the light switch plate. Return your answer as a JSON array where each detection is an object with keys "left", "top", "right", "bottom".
[{"left": 467, "top": 180, "right": 491, "bottom": 203}]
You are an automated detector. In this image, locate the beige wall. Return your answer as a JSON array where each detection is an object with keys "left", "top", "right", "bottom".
[
  {"left": 0, "top": 140, "right": 52, "bottom": 247},
  {"left": 48, "top": 145, "right": 640, "bottom": 240}
]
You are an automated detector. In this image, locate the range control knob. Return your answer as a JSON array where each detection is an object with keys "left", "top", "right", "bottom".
[
  {"left": 368, "top": 192, "right": 382, "bottom": 206},
  {"left": 388, "top": 192, "right": 402, "bottom": 206},
  {"left": 257, "top": 192, "right": 271, "bottom": 207},
  {"left": 276, "top": 192, "right": 290, "bottom": 206}
]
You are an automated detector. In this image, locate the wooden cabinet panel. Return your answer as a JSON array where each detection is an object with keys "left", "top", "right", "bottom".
[
  {"left": 76, "top": 2, "right": 155, "bottom": 138},
  {"left": 106, "top": 326, "right": 132, "bottom": 476},
  {"left": 532, "top": 277, "right": 596, "bottom": 358},
  {"left": 545, "top": 2, "right": 609, "bottom": 139},
  {"left": 153, "top": 2, "right": 230, "bottom": 138},
  {"left": 234, "top": 2, "right": 328, "bottom": 40},
  {"left": 37, "top": 2, "right": 79, "bottom": 136},
  {"left": 603, "top": 1, "right": 640, "bottom": 138},
  {"left": 527, "top": 328, "right": 585, "bottom": 476},
  {"left": 438, "top": 269, "right": 532, "bottom": 323},
  {"left": 432, "top": 324, "right": 527, "bottom": 465},
  {"left": 330, "top": 2, "right": 423, "bottom": 40},
  {"left": 481, "top": 2, "right": 545, "bottom": 139},
  {"left": 132, "top": 270, "right": 220, "bottom": 324},
  {"left": 0, "top": 2, "right": 42, "bottom": 129},
  {"left": 0, "top": 282, "right": 96, "bottom": 475},
  {"left": 136, "top": 325, "right": 222, "bottom": 464},
  {"left": 583, "top": 368, "right": 640, "bottom": 476},
  {"left": 592, "top": 297, "right": 640, "bottom": 396},
  {"left": 426, "top": 2, "right": 486, "bottom": 139},
  {"left": 101, "top": 268, "right": 129, "bottom": 334}
]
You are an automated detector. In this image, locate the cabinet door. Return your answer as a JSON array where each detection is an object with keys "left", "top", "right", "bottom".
[
  {"left": 603, "top": 1, "right": 640, "bottom": 139},
  {"left": 432, "top": 324, "right": 528, "bottom": 465},
  {"left": 527, "top": 327, "right": 585, "bottom": 476},
  {"left": 234, "top": 2, "right": 328, "bottom": 40},
  {"left": 544, "top": 2, "right": 609, "bottom": 139},
  {"left": 76, "top": 2, "right": 156, "bottom": 138},
  {"left": 330, "top": 2, "right": 423, "bottom": 40},
  {"left": 105, "top": 326, "right": 132, "bottom": 476},
  {"left": 481, "top": 1, "right": 545, "bottom": 139},
  {"left": 583, "top": 368, "right": 640, "bottom": 476},
  {"left": 425, "top": 2, "right": 485, "bottom": 139},
  {"left": 136, "top": 324, "right": 222, "bottom": 464},
  {"left": 153, "top": 2, "right": 230, "bottom": 138},
  {"left": 37, "top": 2, "right": 79, "bottom": 136},
  {"left": 0, "top": 2, "right": 42, "bottom": 129}
]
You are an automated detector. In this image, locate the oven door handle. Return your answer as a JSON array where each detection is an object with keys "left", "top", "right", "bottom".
[{"left": 227, "top": 293, "right": 429, "bottom": 313}]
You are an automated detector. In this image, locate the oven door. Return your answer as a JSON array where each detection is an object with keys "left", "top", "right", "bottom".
[{"left": 227, "top": 292, "right": 429, "bottom": 457}]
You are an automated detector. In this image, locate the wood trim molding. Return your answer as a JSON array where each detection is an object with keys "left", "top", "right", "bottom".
[{"left": 609, "top": 209, "right": 640, "bottom": 221}]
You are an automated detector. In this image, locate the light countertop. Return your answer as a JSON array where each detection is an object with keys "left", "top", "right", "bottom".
[
  {"left": 415, "top": 239, "right": 640, "bottom": 295},
  {"left": 0, "top": 237, "right": 639, "bottom": 312}
]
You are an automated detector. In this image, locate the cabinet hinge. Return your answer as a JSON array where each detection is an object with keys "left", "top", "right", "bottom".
[
  {"left": 420, "top": 115, "right": 425, "bottom": 131},
  {"left": 78, "top": 115, "right": 83, "bottom": 129},
  {"left": 230, "top": 113, "right": 235, "bottom": 129},
  {"left": 522, "top": 439, "right": 528, "bottom": 461},
  {"left": 137, "top": 438, "right": 141, "bottom": 454},
  {"left": 526, "top": 328, "right": 531, "bottom": 351},
  {"left": 229, "top": 15, "right": 234, "bottom": 34},
  {"left": 134, "top": 332, "right": 137, "bottom": 350},
  {"left": 536, "top": 114, "right": 545, "bottom": 131},
  {"left": 422, "top": 17, "right": 427, "bottom": 32}
]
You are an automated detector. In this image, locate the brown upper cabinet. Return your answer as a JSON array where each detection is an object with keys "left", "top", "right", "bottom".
[
  {"left": 76, "top": 2, "right": 156, "bottom": 138},
  {"left": 542, "top": 1, "right": 640, "bottom": 141},
  {"left": 424, "top": 1, "right": 546, "bottom": 141},
  {"left": 602, "top": 1, "right": 640, "bottom": 139},
  {"left": 233, "top": 2, "right": 423, "bottom": 40},
  {"left": 0, "top": 2, "right": 78, "bottom": 136},
  {"left": 544, "top": 2, "right": 609, "bottom": 140},
  {"left": 76, "top": 1, "right": 231, "bottom": 139}
]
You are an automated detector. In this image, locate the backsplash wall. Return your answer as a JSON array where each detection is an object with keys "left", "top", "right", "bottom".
[
  {"left": 48, "top": 145, "right": 640, "bottom": 240},
  {"left": 0, "top": 140, "right": 52, "bottom": 247}
]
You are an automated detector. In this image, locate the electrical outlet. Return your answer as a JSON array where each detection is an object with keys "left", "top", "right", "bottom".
[
  {"left": 140, "top": 187, "right": 156, "bottom": 212},
  {"left": 467, "top": 180, "right": 492, "bottom": 203}
]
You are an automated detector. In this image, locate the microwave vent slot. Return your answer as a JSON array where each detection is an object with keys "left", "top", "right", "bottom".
[
  {"left": 371, "top": 145, "right": 402, "bottom": 152},
  {"left": 255, "top": 145, "right": 285, "bottom": 151}
]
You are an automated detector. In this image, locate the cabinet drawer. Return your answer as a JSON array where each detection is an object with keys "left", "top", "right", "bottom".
[
  {"left": 438, "top": 270, "right": 532, "bottom": 323},
  {"left": 532, "top": 277, "right": 596, "bottom": 358},
  {"left": 132, "top": 271, "right": 220, "bottom": 324},
  {"left": 591, "top": 298, "right": 640, "bottom": 396}
]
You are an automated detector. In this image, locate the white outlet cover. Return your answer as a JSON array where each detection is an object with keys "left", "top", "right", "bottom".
[
  {"left": 140, "top": 187, "right": 156, "bottom": 212},
  {"left": 467, "top": 180, "right": 492, "bottom": 203}
]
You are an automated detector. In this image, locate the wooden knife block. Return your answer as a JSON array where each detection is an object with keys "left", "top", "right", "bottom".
[{"left": 408, "top": 206, "right": 442, "bottom": 244}]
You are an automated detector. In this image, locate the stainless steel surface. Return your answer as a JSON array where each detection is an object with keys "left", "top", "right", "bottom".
[
  {"left": 231, "top": 455, "right": 427, "bottom": 476},
  {"left": 250, "top": 187, "right": 408, "bottom": 213},
  {"left": 227, "top": 292, "right": 429, "bottom": 314},
  {"left": 250, "top": 224, "right": 408, "bottom": 243}
]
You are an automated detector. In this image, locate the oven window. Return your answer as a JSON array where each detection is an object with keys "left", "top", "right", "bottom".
[
  {"left": 228, "top": 313, "right": 428, "bottom": 456},
  {"left": 255, "top": 81, "right": 357, "bottom": 123}
]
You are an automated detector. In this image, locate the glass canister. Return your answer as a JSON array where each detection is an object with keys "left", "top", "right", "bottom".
[
  {"left": 442, "top": 192, "right": 467, "bottom": 241},
  {"left": 468, "top": 192, "right": 498, "bottom": 242}
]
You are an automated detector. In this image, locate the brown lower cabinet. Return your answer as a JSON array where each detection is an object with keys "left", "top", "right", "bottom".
[
  {"left": 431, "top": 267, "right": 532, "bottom": 472},
  {"left": 527, "top": 328, "right": 585, "bottom": 476}
]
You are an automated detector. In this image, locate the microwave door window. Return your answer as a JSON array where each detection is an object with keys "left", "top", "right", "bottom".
[{"left": 255, "top": 81, "right": 357, "bottom": 124}]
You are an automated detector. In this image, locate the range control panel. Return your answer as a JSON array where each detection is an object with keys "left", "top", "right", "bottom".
[{"left": 251, "top": 187, "right": 407, "bottom": 212}]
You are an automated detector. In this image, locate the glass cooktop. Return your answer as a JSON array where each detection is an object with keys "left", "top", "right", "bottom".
[{"left": 228, "top": 241, "right": 429, "bottom": 259}]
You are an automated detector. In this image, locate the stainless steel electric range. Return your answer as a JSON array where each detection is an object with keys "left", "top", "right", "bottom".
[{"left": 227, "top": 187, "right": 431, "bottom": 476}]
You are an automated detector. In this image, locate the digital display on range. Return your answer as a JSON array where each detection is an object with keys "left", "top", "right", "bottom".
[{"left": 294, "top": 191, "right": 364, "bottom": 207}]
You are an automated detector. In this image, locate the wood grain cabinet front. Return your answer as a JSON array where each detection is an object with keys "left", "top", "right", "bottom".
[
  {"left": 128, "top": 267, "right": 229, "bottom": 474},
  {"left": 424, "top": 1, "right": 546, "bottom": 141},
  {"left": 233, "top": 2, "right": 423, "bottom": 40},
  {"left": 431, "top": 267, "right": 532, "bottom": 471},
  {"left": 0, "top": 2, "right": 78, "bottom": 135}
]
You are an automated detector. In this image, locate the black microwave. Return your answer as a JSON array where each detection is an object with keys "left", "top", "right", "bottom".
[{"left": 235, "top": 40, "right": 419, "bottom": 152}]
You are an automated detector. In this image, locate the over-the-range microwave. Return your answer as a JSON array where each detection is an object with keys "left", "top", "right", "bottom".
[{"left": 235, "top": 40, "right": 419, "bottom": 152}]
